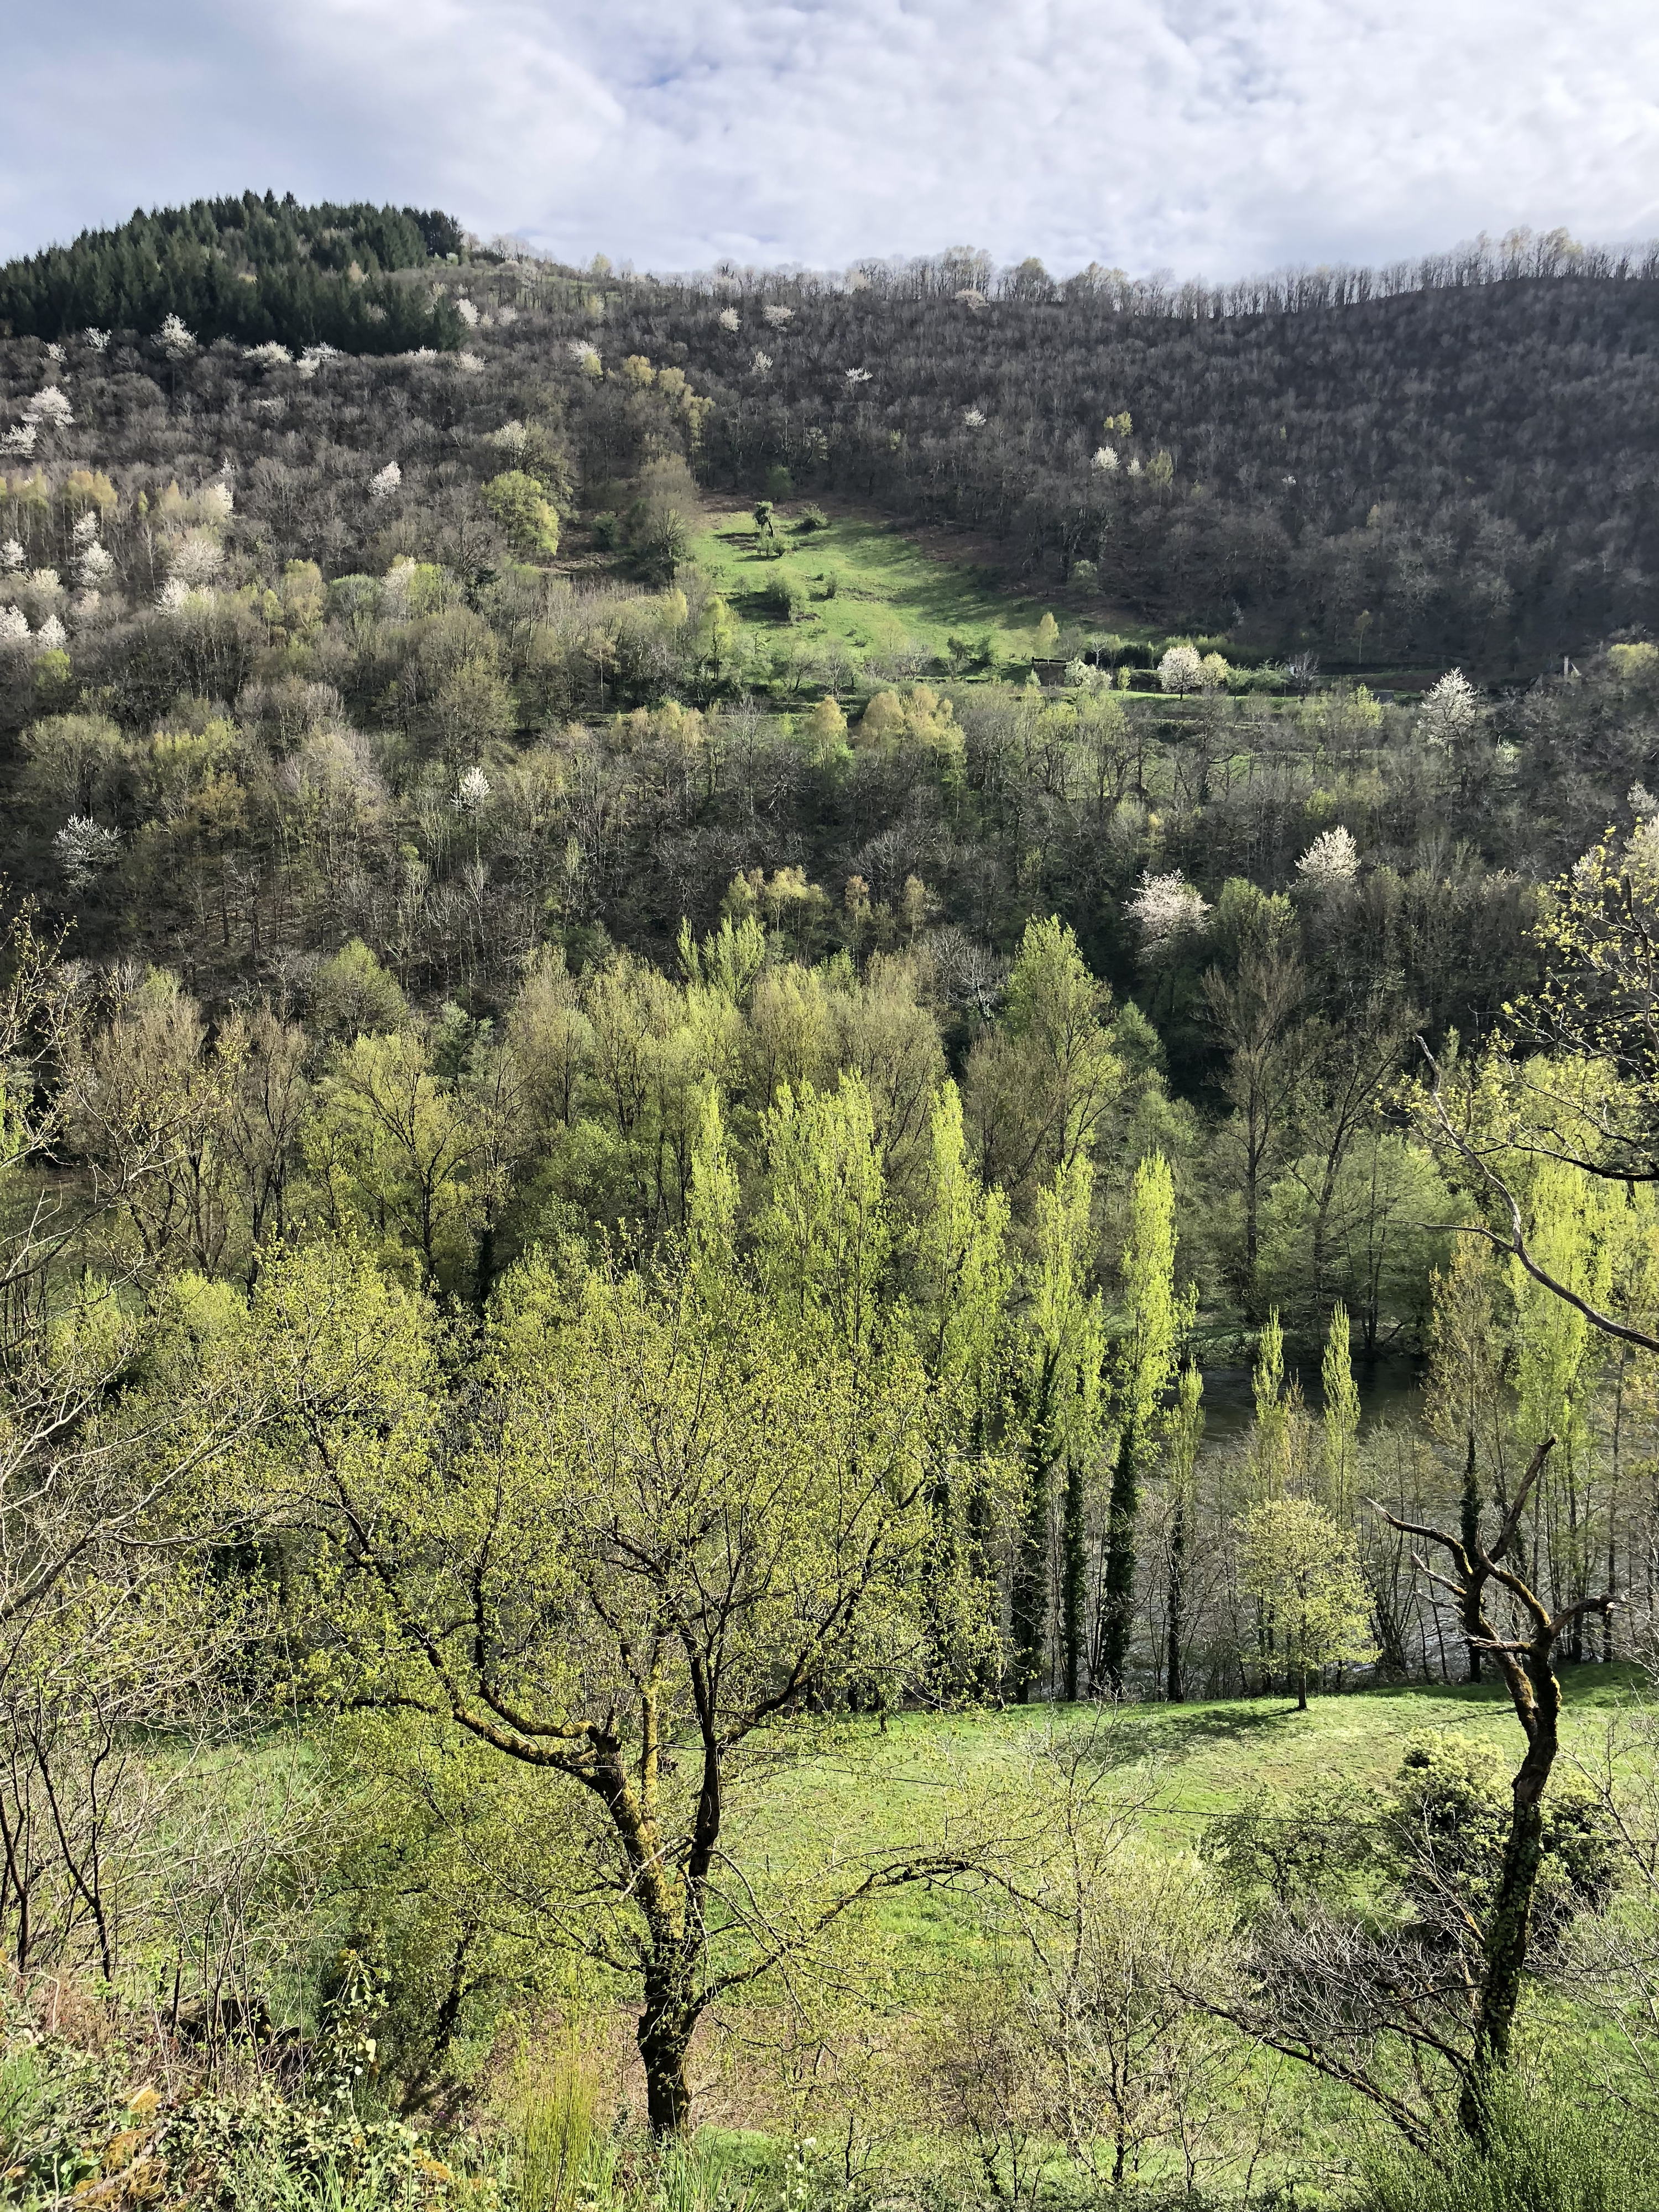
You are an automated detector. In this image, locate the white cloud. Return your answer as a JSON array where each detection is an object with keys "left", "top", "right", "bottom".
[{"left": 4, "top": 0, "right": 1658, "bottom": 276}]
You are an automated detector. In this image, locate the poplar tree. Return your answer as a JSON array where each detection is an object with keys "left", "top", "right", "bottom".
[
  {"left": 1320, "top": 1302, "right": 1361, "bottom": 1526},
  {"left": 1013, "top": 1156, "right": 1102, "bottom": 1702},
  {"left": 1098, "top": 1153, "right": 1188, "bottom": 1694},
  {"left": 1164, "top": 1358, "right": 1204, "bottom": 1702}
]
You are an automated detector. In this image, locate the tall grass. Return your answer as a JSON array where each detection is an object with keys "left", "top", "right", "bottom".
[
  {"left": 519, "top": 2049, "right": 601, "bottom": 2212},
  {"left": 1354, "top": 2081, "right": 1655, "bottom": 2212}
]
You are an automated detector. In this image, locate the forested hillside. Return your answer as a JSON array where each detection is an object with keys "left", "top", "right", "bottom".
[{"left": 5, "top": 202, "right": 1659, "bottom": 2210}]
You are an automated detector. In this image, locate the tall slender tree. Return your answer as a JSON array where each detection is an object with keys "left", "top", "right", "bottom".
[{"left": 1098, "top": 1154, "right": 1188, "bottom": 1694}]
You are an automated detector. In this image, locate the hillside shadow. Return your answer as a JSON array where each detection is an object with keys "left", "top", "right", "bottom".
[
  {"left": 1065, "top": 1661, "right": 1649, "bottom": 1778},
  {"left": 826, "top": 520, "right": 1036, "bottom": 628},
  {"left": 1078, "top": 1701, "right": 1311, "bottom": 1773}
]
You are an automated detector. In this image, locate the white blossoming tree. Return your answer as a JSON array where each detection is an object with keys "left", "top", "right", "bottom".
[
  {"left": 455, "top": 298, "right": 481, "bottom": 327},
  {"left": 752, "top": 350, "right": 773, "bottom": 375},
  {"left": 2, "top": 425, "right": 37, "bottom": 456},
  {"left": 24, "top": 388, "right": 74, "bottom": 430},
  {"left": 717, "top": 307, "right": 740, "bottom": 332},
  {"left": 1157, "top": 644, "right": 1205, "bottom": 695},
  {"left": 2, "top": 538, "right": 25, "bottom": 571},
  {"left": 1296, "top": 825, "right": 1360, "bottom": 891},
  {"left": 763, "top": 304, "right": 794, "bottom": 328},
  {"left": 158, "top": 314, "right": 196, "bottom": 359},
  {"left": 0, "top": 606, "right": 29, "bottom": 648},
  {"left": 453, "top": 766, "right": 492, "bottom": 815},
  {"left": 369, "top": 462, "right": 403, "bottom": 500},
  {"left": 1092, "top": 445, "right": 1119, "bottom": 472},
  {"left": 76, "top": 542, "right": 114, "bottom": 590},
  {"left": 167, "top": 530, "right": 225, "bottom": 589},
  {"left": 1127, "top": 870, "right": 1211, "bottom": 951},
  {"left": 35, "top": 614, "right": 67, "bottom": 652},
  {"left": 1419, "top": 669, "right": 1480, "bottom": 747},
  {"left": 246, "top": 341, "right": 293, "bottom": 368},
  {"left": 54, "top": 816, "right": 123, "bottom": 890}
]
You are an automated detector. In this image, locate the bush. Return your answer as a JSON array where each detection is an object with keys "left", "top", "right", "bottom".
[
  {"left": 1355, "top": 2079, "right": 1656, "bottom": 2212},
  {"left": 794, "top": 504, "right": 829, "bottom": 533},
  {"left": 762, "top": 465, "right": 795, "bottom": 501},
  {"left": 761, "top": 570, "right": 806, "bottom": 622}
]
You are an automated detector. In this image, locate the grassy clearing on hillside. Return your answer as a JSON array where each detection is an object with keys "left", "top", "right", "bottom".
[
  {"left": 687, "top": 505, "right": 1120, "bottom": 679},
  {"left": 742, "top": 1670, "right": 1651, "bottom": 1966}
]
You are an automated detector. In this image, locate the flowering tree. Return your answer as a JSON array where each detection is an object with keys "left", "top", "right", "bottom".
[
  {"left": 24, "top": 388, "right": 73, "bottom": 431},
  {"left": 717, "top": 306, "right": 740, "bottom": 332},
  {"left": 54, "top": 817, "right": 123, "bottom": 891},
  {"left": 166, "top": 531, "right": 225, "bottom": 589},
  {"left": 369, "top": 462, "right": 403, "bottom": 500},
  {"left": 752, "top": 349, "right": 773, "bottom": 375},
  {"left": 76, "top": 543, "right": 113, "bottom": 591},
  {"left": 1157, "top": 644, "right": 1205, "bottom": 694},
  {"left": 453, "top": 767, "right": 491, "bottom": 815},
  {"left": 455, "top": 298, "right": 480, "bottom": 327},
  {"left": 1126, "top": 870, "right": 1210, "bottom": 950},
  {"left": 158, "top": 314, "right": 195, "bottom": 359},
  {"left": 0, "top": 607, "right": 29, "bottom": 648},
  {"left": 1092, "top": 445, "right": 1119, "bottom": 472},
  {"left": 1296, "top": 826, "right": 1359, "bottom": 890},
  {"left": 1420, "top": 669, "right": 1480, "bottom": 747},
  {"left": 762, "top": 303, "right": 794, "bottom": 328}
]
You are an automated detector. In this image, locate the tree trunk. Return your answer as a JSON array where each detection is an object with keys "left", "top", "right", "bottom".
[
  {"left": 1099, "top": 1424, "right": 1139, "bottom": 1694},
  {"left": 1459, "top": 1430, "right": 1481, "bottom": 1682},
  {"left": 1062, "top": 1457, "right": 1085, "bottom": 1701},
  {"left": 638, "top": 1966, "right": 698, "bottom": 2136},
  {"left": 1462, "top": 1767, "right": 1550, "bottom": 2142},
  {"left": 1166, "top": 1497, "right": 1186, "bottom": 1704}
]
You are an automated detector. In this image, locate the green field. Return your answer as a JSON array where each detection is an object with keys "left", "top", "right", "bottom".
[
  {"left": 688, "top": 504, "right": 1089, "bottom": 676},
  {"left": 743, "top": 1668, "right": 1647, "bottom": 1968}
]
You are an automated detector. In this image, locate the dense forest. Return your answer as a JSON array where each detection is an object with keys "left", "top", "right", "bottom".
[{"left": 4, "top": 199, "right": 1659, "bottom": 2211}]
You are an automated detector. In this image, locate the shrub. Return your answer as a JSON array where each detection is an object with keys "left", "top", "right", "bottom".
[
  {"left": 761, "top": 570, "right": 806, "bottom": 622},
  {"left": 1356, "top": 2078, "right": 1656, "bottom": 2212}
]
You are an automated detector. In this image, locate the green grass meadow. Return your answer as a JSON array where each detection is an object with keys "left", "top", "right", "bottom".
[
  {"left": 688, "top": 505, "right": 1090, "bottom": 675},
  {"left": 740, "top": 1667, "right": 1648, "bottom": 1968}
]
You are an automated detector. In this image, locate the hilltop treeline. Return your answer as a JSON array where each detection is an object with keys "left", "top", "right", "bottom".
[
  {"left": 0, "top": 191, "right": 466, "bottom": 354},
  {"left": 568, "top": 237, "right": 1659, "bottom": 666}
]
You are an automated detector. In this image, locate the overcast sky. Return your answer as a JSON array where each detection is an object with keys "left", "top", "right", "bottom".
[{"left": 7, "top": 1, "right": 1658, "bottom": 279}]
